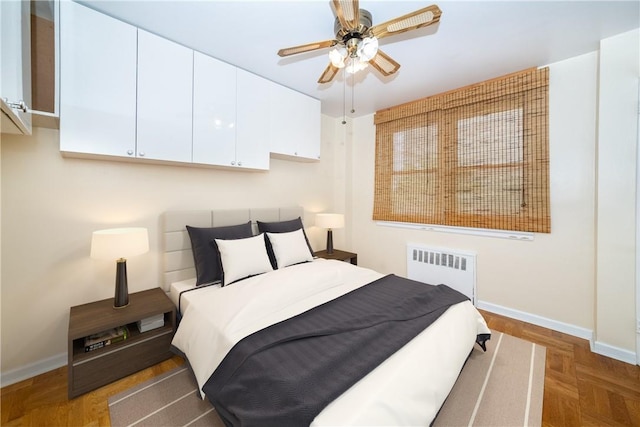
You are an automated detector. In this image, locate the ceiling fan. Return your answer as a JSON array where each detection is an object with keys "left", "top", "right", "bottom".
[{"left": 277, "top": 0, "right": 442, "bottom": 84}]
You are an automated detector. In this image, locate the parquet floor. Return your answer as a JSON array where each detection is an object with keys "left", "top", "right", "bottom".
[
  {"left": 0, "top": 355, "right": 185, "bottom": 426},
  {"left": 480, "top": 310, "right": 640, "bottom": 427},
  {"left": 1, "top": 311, "right": 639, "bottom": 426}
]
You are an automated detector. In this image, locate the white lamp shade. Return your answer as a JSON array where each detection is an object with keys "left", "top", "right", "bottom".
[
  {"left": 329, "top": 46, "right": 347, "bottom": 68},
  {"left": 90, "top": 227, "right": 149, "bottom": 260},
  {"left": 315, "top": 213, "right": 345, "bottom": 229},
  {"left": 357, "top": 36, "right": 379, "bottom": 61},
  {"left": 345, "top": 56, "right": 369, "bottom": 74}
]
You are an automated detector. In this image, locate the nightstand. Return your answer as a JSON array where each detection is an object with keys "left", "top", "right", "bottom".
[
  {"left": 67, "top": 288, "right": 176, "bottom": 399},
  {"left": 314, "top": 249, "right": 358, "bottom": 265}
]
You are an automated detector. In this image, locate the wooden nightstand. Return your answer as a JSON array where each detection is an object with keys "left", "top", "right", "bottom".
[
  {"left": 314, "top": 249, "right": 358, "bottom": 265},
  {"left": 67, "top": 288, "right": 176, "bottom": 399}
]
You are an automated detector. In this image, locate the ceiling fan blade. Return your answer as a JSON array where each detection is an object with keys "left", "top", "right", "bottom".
[
  {"left": 370, "top": 5, "right": 442, "bottom": 40},
  {"left": 278, "top": 40, "right": 336, "bottom": 57},
  {"left": 318, "top": 63, "right": 340, "bottom": 84},
  {"left": 369, "top": 49, "right": 400, "bottom": 76},
  {"left": 332, "top": 0, "right": 360, "bottom": 31}
]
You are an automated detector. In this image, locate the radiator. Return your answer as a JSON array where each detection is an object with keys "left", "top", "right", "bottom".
[{"left": 406, "top": 244, "right": 477, "bottom": 304}]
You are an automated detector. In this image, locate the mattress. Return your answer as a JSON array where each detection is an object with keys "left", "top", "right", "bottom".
[
  {"left": 169, "top": 277, "right": 219, "bottom": 316},
  {"left": 171, "top": 259, "right": 490, "bottom": 426}
]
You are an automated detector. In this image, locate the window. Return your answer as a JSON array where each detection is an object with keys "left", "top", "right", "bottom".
[{"left": 373, "top": 67, "right": 550, "bottom": 233}]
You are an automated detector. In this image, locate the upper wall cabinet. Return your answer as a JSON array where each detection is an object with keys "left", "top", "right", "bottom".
[
  {"left": 58, "top": 2, "right": 317, "bottom": 170},
  {"left": 60, "top": 1, "right": 137, "bottom": 157},
  {"left": 137, "top": 30, "right": 193, "bottom": 163},
  {"left": 269, "top": 84, "right": 321, "bottom": 161},
  {"left": 1, "top": 0, "right": 32, "bottom": 135},
  {"left": 236, "top": 69, "right": 271, "bottom": 170},
  {"left": 192, "top": 52, "right": 237, "bottom": 167},
  {"left": 192, "top": 54, "right": 270, "bottom": 170}
]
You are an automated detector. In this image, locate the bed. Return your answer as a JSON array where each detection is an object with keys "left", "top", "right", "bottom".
[{"left": 163, "top": 208, "right": 491, "bottom": 426}]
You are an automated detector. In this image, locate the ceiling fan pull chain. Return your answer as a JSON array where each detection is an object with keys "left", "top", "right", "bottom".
[
  {"left": 351, "top": 70, "right": 356, "bottom": 114},
  {"left": 342, "top": 68, "right": 347, "bottom": 124}
]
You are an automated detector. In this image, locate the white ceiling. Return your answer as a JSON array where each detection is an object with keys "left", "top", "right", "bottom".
[{"left": 76, "top": 0, "right": 639, "bottom": 119}]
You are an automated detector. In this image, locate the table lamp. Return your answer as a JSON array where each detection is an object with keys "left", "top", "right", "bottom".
[
  {"left": 315, "top": 213, "right": 344, "bottom": 255},
  {"left": 90, "top": 227, "right": 149, "bottom": 308}
]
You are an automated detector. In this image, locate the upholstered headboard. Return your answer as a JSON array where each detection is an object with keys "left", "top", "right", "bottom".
[{"left": 161, "top": 207, "right": 305, "bottom": 290}]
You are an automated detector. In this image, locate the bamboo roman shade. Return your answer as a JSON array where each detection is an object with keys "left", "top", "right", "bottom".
[{"left": 373, "top": 67, "right": 550, "bottom": 233}]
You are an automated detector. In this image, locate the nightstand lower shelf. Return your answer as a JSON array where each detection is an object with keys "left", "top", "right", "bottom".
[{"left": 68, "top": 288, "right": 176, "bottom": 399}]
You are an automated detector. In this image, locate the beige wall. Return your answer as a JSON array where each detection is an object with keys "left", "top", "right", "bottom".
[
  {"left": 0, "top": 115, "right": 339, "bottom": 378},
  {"left": 345, "top": 46, "right": 637, "bottom": 361},
  {"left": 595, "top": 29, "right": 640, "bottom": 355}
]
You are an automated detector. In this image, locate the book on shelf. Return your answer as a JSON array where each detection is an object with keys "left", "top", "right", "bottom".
[{"left": 84, "top": 326, "right": 128, "bottom": 352}]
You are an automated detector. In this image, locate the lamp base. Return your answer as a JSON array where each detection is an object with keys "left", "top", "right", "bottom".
[
  {"left": 326, "top": 229, "right": 334, "bottom": 255},
  {"left": 114, "top": 259, "right": 129, "bottom": 308}
]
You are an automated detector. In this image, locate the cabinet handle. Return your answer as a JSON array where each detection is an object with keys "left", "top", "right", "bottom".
[
  {"left": 237, "top": 161, "right": 242, "bottom": 166},
  {"left": 3, "top": 98, "right": 28, "bottom": 113},
  {"left": 231, "top": 161, "right": 235, "bottom": 166},
  {"left": 139, "top": 152, "right": 145, "bottom": 157},
  {"left": 294, "top": 152, "right": 298, "bottom": 156},
  {"left": 127, "top": 150, "right": 134, "bottom": 156}
]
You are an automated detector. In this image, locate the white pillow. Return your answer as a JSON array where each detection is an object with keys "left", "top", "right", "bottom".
[
  {"left": 266, "top": 229, "right": 314, "bottom": 269},
  {"left": 215, "top": 234, "right": 273, "bottom": 286}
]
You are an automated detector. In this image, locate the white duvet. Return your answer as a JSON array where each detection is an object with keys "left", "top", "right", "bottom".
[{"left": 171, "top": 259, "right": 490, "bottom": 426}]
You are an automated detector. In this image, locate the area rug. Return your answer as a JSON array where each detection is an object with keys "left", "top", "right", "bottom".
[{"left": 108, "top": 331, "right": 545, "bottom": 426}]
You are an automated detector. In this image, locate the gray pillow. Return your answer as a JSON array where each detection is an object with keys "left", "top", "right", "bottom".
[{"left": 186, "top": 222, "right": 253, "bottom": 285}]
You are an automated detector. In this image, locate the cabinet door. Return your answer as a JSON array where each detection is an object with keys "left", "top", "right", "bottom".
[
  {"left": 192, "top": 52, "right": 236, "bottom": 166},
  {"left": 269, "top": 84, "right": 321, "bottom": 161},
  {"left": 60, "top": 1, "right": 136, "bottom": 156},
  {"left": 137, "top": 30, "right": 193, "bottom": 162},
  {"left": 236, "top": 69, "right": 270, "bottom": 170},
  {"left": 1, "top": 0, "right": 32, "bottom": 135},
  {"left": 295, "top": 94, "right": 321, "bottom": 160}
]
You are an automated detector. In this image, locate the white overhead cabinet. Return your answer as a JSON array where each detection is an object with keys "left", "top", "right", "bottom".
[
  {"left": 1, "top": 0, "right": 32, "bottom": 135},
  {"left": 60, "top": 1, "right": 136, "bottom": 156},
  {"left": 192, "top": 52, "right": 237, "bottom": 166},
  {"left": 235, "top": 69, "right": 270, "bottom": 170},
  {"left": 59, "top": 2, "right": 317, "bottom": 170},
  {"left": 192, "top": 55, "right": 269, "bottom": 170},
  {"left": 270, "top": 84, "right": 321, "bottom": 161},
  {"left": 137, "top": 30, "right": 193, "bottom": 163}
]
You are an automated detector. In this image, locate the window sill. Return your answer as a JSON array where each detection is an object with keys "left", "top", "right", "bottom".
[{"left": 376, "top": 221, "right": 535, "bottom": 241}]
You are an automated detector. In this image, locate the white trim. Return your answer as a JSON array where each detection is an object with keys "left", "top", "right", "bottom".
[
  {"left": 0, "top": 352, "right": 67, "bottom": 387},
  {"left": 636, "top": 78, "right": 640, "bottom": 365},
  {"left": 377, "top": 221, "right": 535, "bottom": 241},
  {"left": 477, "top": 300, "right": 593, "bottom": 342},
  {"left": 593, "top": 341, "right": 637, "bottom": 365},
  {"left": 478, "top": 300, "right": 639, "bottom": 364}
]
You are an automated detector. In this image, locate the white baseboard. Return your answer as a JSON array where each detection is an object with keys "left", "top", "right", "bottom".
[
  {"left": 477, "top": 300, "right": 638, "bottom": 365},
  {"left": 593, "top": 341, "right": 637, "bottom": 365},
  {"left": 0, "top": 352, "right": 67, "bottom": 387},
  {"left": 477, "top": 300, "right": 594, "bottom": 341}
]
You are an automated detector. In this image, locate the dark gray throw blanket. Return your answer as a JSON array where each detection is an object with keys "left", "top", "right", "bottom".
[{"left": 203, "top": 274, "right": 483, "bottom": 427}]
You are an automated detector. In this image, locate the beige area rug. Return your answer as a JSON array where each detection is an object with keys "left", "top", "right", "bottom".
[
  {"left": 108, "top": 331, "right": 545, "bottom": 426},
  {"left": 434, "top": 331, "right": 546, "bottom": 426}
]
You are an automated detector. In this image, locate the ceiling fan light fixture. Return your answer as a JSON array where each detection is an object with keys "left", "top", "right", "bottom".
[
  {"left": 329, "top": 46, "right": 348, "bottom": 68},
  {"left": 277, "top": 3, "right": 442, "bottom": 84},
  {"left": 357, "top": 36, "right": 378, "bottom": 62},
  {"left": 346, "top": 56, "right": 368, "bottom": 74}
]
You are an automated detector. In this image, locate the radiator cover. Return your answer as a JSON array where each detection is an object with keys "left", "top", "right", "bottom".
[{"left": 406, "top": 244, "right": 477, "bottom": 304}]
